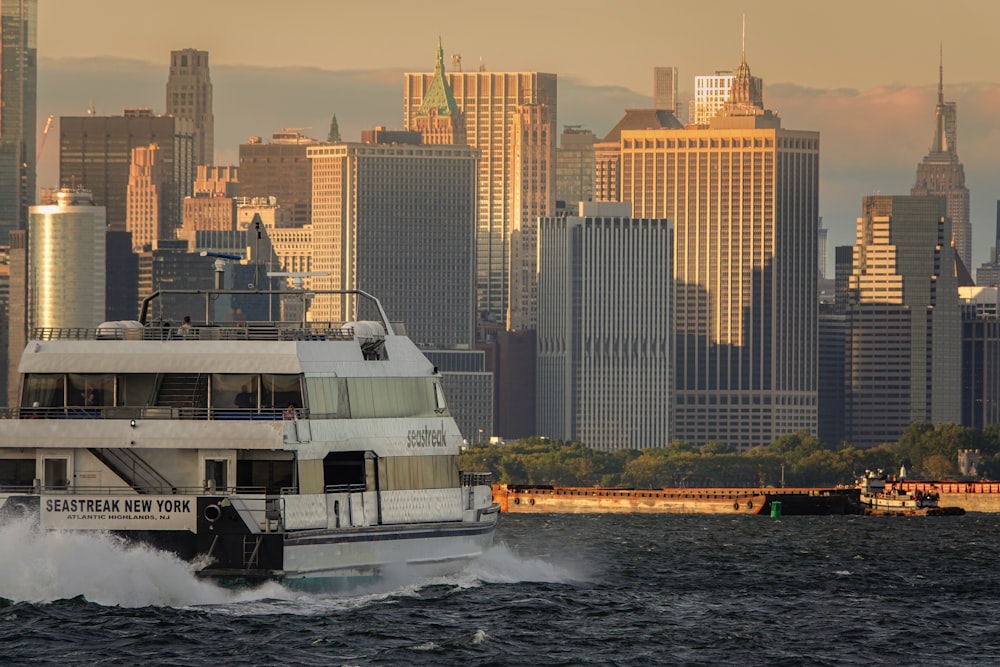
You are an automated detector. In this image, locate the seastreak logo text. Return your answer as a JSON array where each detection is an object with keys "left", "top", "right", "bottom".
[{"left": 407, "top": 426, "right": 447, "bottom": 448}]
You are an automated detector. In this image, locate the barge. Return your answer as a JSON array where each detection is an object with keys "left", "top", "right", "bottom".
[{"left": 493, "top": 484, "right": 858, "bottom": 515}]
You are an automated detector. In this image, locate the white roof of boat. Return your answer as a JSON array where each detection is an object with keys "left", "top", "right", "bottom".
[{"left": 18, "top": 337, "right": 435, "bottom": 376}]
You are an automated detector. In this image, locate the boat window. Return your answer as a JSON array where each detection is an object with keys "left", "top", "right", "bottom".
[
  {"left": 205, "top": 459, "right": 228, "bottom": 492},
  {"left": 212, "top": 374, "right": 259, "bottom": 411},
  {"left": 43, "top": 458, "right": 69, "bottom": 490},
  {"left": 323, "top": 451, "right": 366, "bottom": 490},
  {"left": 433, "top": 381, "right": 447, "bottom": 413},
  {"left": 236, "top": 458, "right": 294, "bottom": 493},
  {"left": 260, "top": 374, "right": 303, "bottom": 411},
  {"left": 304, "top": 377, "right": 352, "bottom": 419},
  {"left": 0, "top": 459, "right": 35, "bottom": 488},
  {"left": 119, "top": 374, "right": 157, "bottom": 407},
  {"left": 346, "top": 377, "right": 439, "bottom": 418},
  {"left": 67, "top": 374, "right": 113, "bottom": 407},
  {"left": 301, "top": 377, "right": 445, "bottom": 419},
  {"left": 379, "top": 454, "right": 458, "bottom": 490},
  {"left": 22, "top": 374, "right": 64, "bottom": 408}
]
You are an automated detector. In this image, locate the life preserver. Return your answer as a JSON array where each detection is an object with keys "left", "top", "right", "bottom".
[
  {"left": 733, "top": 502, "right": 740, "bottom": 511},
  {"left": 746, "top": 501, "right": 753, "bottom": 510},
  {"left": 529, "top": 498, "right": 535, "bottom": 506},
  {"left": 514, "top": 497, "right": 520, "bottom": 505}
]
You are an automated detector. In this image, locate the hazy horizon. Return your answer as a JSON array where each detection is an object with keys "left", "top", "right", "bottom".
[{"left": 34, "top": 0, "right": 1000, "bottom": 270}]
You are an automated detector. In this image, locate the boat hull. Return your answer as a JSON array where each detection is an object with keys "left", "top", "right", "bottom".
[
  {"left": 493, "top": 485, "right": 859, "bottom": 515},
  {"left": 0, "top": 493, "right": 499, "bottom": 586}
]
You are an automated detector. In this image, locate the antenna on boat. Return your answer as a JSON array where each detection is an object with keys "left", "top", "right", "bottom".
[
  {"left": 251, "top": 213, "right": 263, "bottom": 290},
  {"left": 200, "top": 251, "right": 243, "bottom": 289}
]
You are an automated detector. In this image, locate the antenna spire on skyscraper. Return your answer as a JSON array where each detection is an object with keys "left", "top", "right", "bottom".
[
  {"left": 741, "top": 13, "right": 746, "bottom": 61},
  {"left": 938, "top": 42, "right": 944, "bottom": 105}
]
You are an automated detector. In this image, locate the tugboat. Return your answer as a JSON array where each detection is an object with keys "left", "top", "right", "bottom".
[
  {"left": 0, "top": 287, "right": 499, "bottom": 587},
  {"left": 856, "top": 470, "right": 965, "bottom": 516}
]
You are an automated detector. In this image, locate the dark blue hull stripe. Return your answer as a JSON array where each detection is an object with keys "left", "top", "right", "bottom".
[{"left": 284, "top": 521, "right": 496, "bottom": 547}]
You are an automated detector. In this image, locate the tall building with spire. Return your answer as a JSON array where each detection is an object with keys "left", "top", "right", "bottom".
[
  {"left": 0, "top": 0, "right": 37, "bottom": 241},
  {"left": 620, "top": 41, "right": 819, "bottom": 450},
  {"left": 404, "top": 41, "right": 556, "bottom": 332},
  {"left": 912, "top": 52, "right": 971, "bottom": 270},
  {"left": 411, "top": 39, "right": 466, "bottom": 145},
  {"left": 166, "top": 48, "right": 214, "bottom": 167}
]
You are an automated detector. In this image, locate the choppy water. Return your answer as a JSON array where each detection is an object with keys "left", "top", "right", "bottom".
[{"left": 1, "top": 513, "right": 998, "bottom": 666}]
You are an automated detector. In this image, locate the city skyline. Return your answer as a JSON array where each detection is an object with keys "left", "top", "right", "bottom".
[{"left": 31, "top": 1, "right": 1000, "bottom": 269}]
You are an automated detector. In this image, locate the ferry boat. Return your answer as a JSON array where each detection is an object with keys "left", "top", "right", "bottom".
[
  {"left": 856, "top": 470, "right": 964, "bottom": 516},
  {"left": 0, "top": 288, "right": 499, "bottom": 587}
]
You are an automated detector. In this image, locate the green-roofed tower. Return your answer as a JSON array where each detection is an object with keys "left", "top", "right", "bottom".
[{"left": 412, "top": 38, "right": 466, "bottom": 145}]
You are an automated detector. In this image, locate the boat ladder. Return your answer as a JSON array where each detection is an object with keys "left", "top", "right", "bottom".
[{"left": 243, "top": 535, "right": 262, "bottom": 570}]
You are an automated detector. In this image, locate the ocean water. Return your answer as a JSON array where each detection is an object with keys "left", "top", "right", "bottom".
[{"left": 1, "top": 513, "right": 998, "bottom": 666}]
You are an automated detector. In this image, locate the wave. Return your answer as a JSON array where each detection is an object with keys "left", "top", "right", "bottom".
[
  {"left": 0, "top": 519, "right": 287, "bottom": 608},
  {"left": 0, "top": 522, "right": 582, "bottom": 612}
]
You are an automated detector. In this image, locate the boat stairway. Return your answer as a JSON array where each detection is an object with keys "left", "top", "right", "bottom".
[
  {"left": 155, "top": 373, "right": 207, "bottom": 409},
  {"left": 90, "top": 447, "right": 175, "bottom": 494}
]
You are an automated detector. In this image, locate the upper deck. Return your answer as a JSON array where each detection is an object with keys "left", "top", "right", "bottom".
[{"left": 8, "top": 288, "right": 446, "bottom": 424}]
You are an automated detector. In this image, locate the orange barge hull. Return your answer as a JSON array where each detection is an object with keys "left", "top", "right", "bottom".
[
  {"left": 893, "top": 481, "right": 1000, "bottom": 513},
  {"left": 493, "top": 485, "right": 857, "bottom": 515}
]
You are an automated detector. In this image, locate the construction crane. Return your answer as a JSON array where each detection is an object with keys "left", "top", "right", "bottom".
[{"left": 36, "top": 114, "right": 54, "bottom": 163}]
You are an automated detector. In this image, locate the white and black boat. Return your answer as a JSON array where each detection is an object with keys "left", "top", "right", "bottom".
[
  {"left": 856, "top": 470, "right": 964, "bottom": 516},
  {"left": 0, "top": 288, "right": 499, "bottom": 587}
]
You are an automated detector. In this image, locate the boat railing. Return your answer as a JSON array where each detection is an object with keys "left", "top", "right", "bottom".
[
  {"left": 33, "top": 324, "right": 361, "bottom": 343},
  {"left": 5, "top": 406, "right": 311, "bottom": 421},
  {"left": 26, "top": 485, "right": 210, "bottom": 495},
  {"left": 138, "top": 288, "right": 395, "bottom": 335},
  {"left": 0, "top": 484, "right": 38, "bottom": 494},
  {"left": 0, "top": 483, "right": 292, "bottom": 496},
  {"left": 461, "top": 471, "right": 494, "bottom": 487},
  {"left": 324, "top": 483, "right": 367, "bottom": 494}
]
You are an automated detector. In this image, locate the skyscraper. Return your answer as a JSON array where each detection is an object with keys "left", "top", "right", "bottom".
[
  {"left": 0, "top": 0, "right": 37, "bottom": 241},
  {"left": 653, "top": 66, "right": 678, "bottom": 112},
  {"left": 975, "top": 200, "right": 1000, "bottom": 287},
  {"left": 28, "top": 189, "right": 107, "bottom": 330},
  {"left": 555, "top": 125, "right": 596, "bottom": 212},
  {"left": 410, "top": 39, "right": 466, "bottom": 146},
  {"left": 537, "top": 202, "right": 672, "bottom": 451},
  {"left": 959, "top": 286, "right": 1000, "bottom": 430},
  {"left": 912, "top": 55, "right": 971, "bottom": 270},
  {"left": 59, "top": 108, "right": 194, "bottom": 234},
  {"left": 593, "top": 109, "right": 683, "bottom": 203},
  {"left": 238, "top": 130, "right": 316, "bottom": 227},
  {"left": 845, "top": 195, "right": 960, "bottom": 447},
  {"left": 307, "top": 137, "right": 477, "bottom": 347},
  {"left": 6, "top": 228, "right": 25, "bottom": 406},
  {"left": 126, "top": 145, "right": 170, "bottom": 251},
  {"left": 692, "top": 71, "right": 736, "bottom": 125},
  {"left": 404, "top": 44, "right": 557, "bottom": 330},
  {"left": 620, "top": 49, "right": 819, "bottom": 450},
  {"left": 166, "top": 48, "right": 213, "bottom": 167}
]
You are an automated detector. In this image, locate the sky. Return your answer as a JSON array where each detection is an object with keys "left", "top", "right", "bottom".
[{"left": 35, "top": 0, "right": 1000, "bottom": 270}]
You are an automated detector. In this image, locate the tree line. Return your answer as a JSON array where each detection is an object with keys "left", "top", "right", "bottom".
[{"left": 457, "top": 423, "right": 1000, "bottom": 488}]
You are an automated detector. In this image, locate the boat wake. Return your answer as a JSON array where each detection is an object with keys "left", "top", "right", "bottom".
[
  {"left": 460, "top": 542, "right": 589, "bottom": 585},
  {"left": 0, "top": 520, "right": 581, "bottom": 612},
  {"left": 0, "top": 519, "right": 288, "bottom": 608}
]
